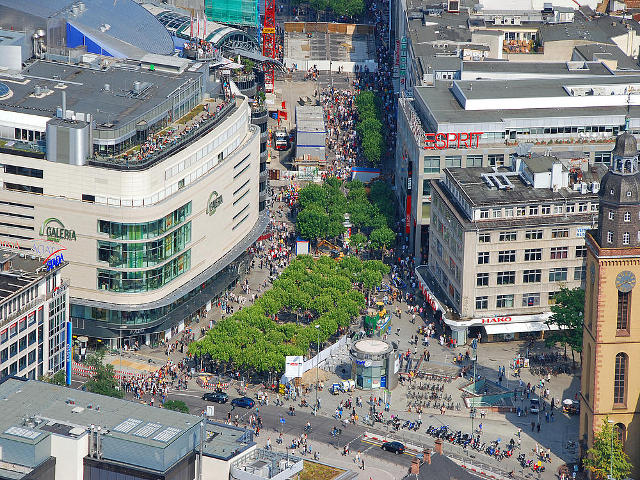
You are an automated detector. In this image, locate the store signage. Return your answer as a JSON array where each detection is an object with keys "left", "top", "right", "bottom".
[
  {"left": 405, "top": 195, "right": 411, "bottom": 234},
  {"left": 424, "top": 132, "right": 483, "bottom": 150},
  {"left": 40, "top": 218, "right": 76, "bottom": 241},
  {"left": 481, "top": 316, "right": 512, "bottom": 324},
  {"left": 0, "top": 239, "right": 20, "bottom": 250},
  {"left": 206, "top": 191, "right": 223, "bottom": 216},
  {"left": 65, "top": 321, "right": 72, "bottom": 386},
  {"left": 46, "top": 253, "right": 64, "bottom": 271}
]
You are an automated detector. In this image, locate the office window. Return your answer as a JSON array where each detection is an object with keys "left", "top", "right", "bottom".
[
  {"left": 505, "top": 208, "right": 513, "bottom": 217},
  {"left": 479, "top": 233, "right": 490, "bottom": 243},
  {"left": 516, "top": 207, "right": 526, "bottom": 216},
  {"left": 488, "top": 154, "right": 504, "bottom": 166},
  {"left": 476, "top": 296, "right": 488, "bottom": 309},
  {"left": 499, "top": 231, "right": 517, "bottom": 241},
  {"left": 522, "top": 293, "right": 540, "bottom": 307},
  {"left": 9, "top": 343, "right": 17, "bottom": 358},
  {"left": 480, "top": 209, "right": 489, "bottom": 219},
  {"left": 478, "top": 252, "right": 490, "bottom": 264},
  {"left": 496, "top": 294, "right": 514, "bottom": 308},
  {"left": 529, "top": 206, "right": 539, "bottom": 215},
  {"left": 424, "top": 156, "right": 441, "bottom": 174},
  {"left": 523, "top": 269, "right": 541, "bottom": 283},
  {"left": 549, "top": 268, "right": 568, "bottom": 282},
  {"left": 574, "top": 266, "right": 586, "bottom": 281},
  {"left": 550, "top": 247, "right": 568, "bottom": 259},
  {"left": 614, "top": 353, "right": 628, "bottom": 405},
  {"left": 607, "top": 231, "right": 614, "bottom": 243},
  {"left": 548, "top": 291, "right": 558, "bottom": 305},
  {"left": 553, "top": 205, "right": 563, "bottom": 214},
  {"left": 594, "top": 151, "right": 612, "bottom": 164},
  {"left": 566, "top": 204, "right": 575, "bottom": 213},
  {"left": 445, "top": 156, "right": 462, "bottom": 168},
  {"left": 624, "top": 212, "right": 631, "bottom": 222},
  {"left": 497, "top": 271, "right": 516, "bottom": 285},
  {"left": 578, "top": 203, "right": 588, "bottom": 213},
  {"left": 576, "top": 245, "right": 587, "bottom": 258},
  {"left": 623, "top": 232, "right": 630, "bottom": 245},
  {"left": 498, "top": 250, "right": 516, "bottom": 263},
  {"left": 524, "top": 249, "right": 542, "bottom": 261},
  {"left": 525, "top": 230, "right": 542, "bottom": 240},
  {"left": 493, "top": 209, "right": 502, "bottom": 218},
  {"left": 551, "top": 228, "right": 569, "bottom": 239},
  {"left": 541, "top": 205, "right": 551, "bottom": 215},
  {"left": 476, "top": 273, "right": 489, "bottom": 286},
  {"left": 467, "top": 154, "right": 483, "bottom": 167},
  {"left": 617, "top": 291, "right": 630, "bottom": 332}
]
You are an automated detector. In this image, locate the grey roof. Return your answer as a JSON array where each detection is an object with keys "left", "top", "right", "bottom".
[
  {"left": 462, "top": 61, "right": 613, "bottom": 76},
  {"left": 573, "top": 43, "right": 640, "bottom": 71},
  {"left": 0, "top": 0, "right": 174, "bottom": 55},
  {"left": 0, "top": 251, "right": 59, "bottom": 305},
  {"left": 540, "top": 17, "right": 615, "bottom": 44},
  {"left": 1, "top": 59, "right": 202, "bottom": 129},
  {"left": 613, "top": 131, "right": 638, "bottom": 157},
  {"left": 296, "top": 105, "right": 325, "bottom": 132},
  {"left": 402, "top": 452, "right": 480, "bottom": 480},
  {"left": 522, "top": 156, "right": 562, "bottom": 174},
  {"left": 441, "top": 166, "right": 600, "bottom": 209}
]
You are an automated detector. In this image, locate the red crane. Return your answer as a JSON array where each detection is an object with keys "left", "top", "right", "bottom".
[{"left": 262, "top": 0, "right": 276, "bottom": 92}]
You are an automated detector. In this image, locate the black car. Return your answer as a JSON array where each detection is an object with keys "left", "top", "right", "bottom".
[
  {"left": 202, "top": 391, "right": 228, "bottom": 403},
  {"left": 231, "top": 396, "right": 255, "bottom": 409},
  {"left": 381, "top": 441, "right": 405, "bottom": 455}
]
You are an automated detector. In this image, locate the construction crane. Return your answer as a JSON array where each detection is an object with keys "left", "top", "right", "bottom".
[{"left": 262, "top": 0, "right": 276, "bottom": 92}]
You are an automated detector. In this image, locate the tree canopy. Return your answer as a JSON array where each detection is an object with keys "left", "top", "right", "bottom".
[
  {"left": 583, "top": 417, "right": 632, "bottom": 480},
  {"left": 545, "top": 287, "right": 584, "bottom": 362},
  {"left": 188, "top": 255, "right": 388, "bottom": 374},
  {"left": 356, "top": 91, "right": 385, "bottom": 165},
  {"left": 84, "top": 351, "right": 124, "bottom": 399},
  {"left": 163, "top": 400, "right": 190, "bottom": 413}
]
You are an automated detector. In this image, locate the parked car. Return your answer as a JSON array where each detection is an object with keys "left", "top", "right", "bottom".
[
  {"left": 530, "top": 398, "right": 540, "bottom": 414},
  {"left": 381, "top": 441, "right": 405, "bottom": 455},
  {"left": 231, "top": 396, "right": 255, "bottom": 409},
  {"left": 202, "top": 391, "right": 228, "bottom": 403}
]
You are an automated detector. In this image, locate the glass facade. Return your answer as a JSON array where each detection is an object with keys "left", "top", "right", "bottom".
[
  {"left": 98, "top": 222, "right": 191, "bottom": 268},
  {"left": 98, "top": 203, "right": 191, "bottom": 240},
  {"left": 354, "top": 361, "right": 388, "bottom": 390},
  {"left": 97, "top": 250, "right": 191, "bottom": 292}
]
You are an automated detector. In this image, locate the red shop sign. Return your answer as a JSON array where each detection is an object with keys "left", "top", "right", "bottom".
[
  {"left": 424, "top": 132, "right": 483, "bottom": 150},
  {"left": 481, "top": 316, "right": 512, "bottom": 324}
]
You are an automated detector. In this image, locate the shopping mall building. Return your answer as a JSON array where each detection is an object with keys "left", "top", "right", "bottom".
[
  {"left": 396, "top": 74, "right": 640, "bottom": 260},
  {"left": 0, "top": 57, "right": 267, "bottom": 347}
]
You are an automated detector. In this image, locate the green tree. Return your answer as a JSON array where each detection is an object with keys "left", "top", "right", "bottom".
[
  {"left": 350, "top": 232, "right": 368, "bottom": 251},
  {"left": 84, "top": 351, "right": 124, "bottom": 399},
  {"left": 545, "top": 287, "right": 585, "bottom": 364},
  {"left": 583, "top": 417, "right": 632, "bottom": 480},
  {"left": 298, "top": 183, "right": 327, "bottom": 209},
  {"left": 43, "top": 370, "right": 66, "bottom": 386},
  {"left": 369, "top": 226, "right": 395, "bottom": 254},
  {"left": 163, "top": 400, "right": 190, "bottom": 413},
  {"left": 296, "top": 206, "right": 328, "bottom": 241}
]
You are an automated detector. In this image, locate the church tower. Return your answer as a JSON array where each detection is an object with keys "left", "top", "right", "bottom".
[{"left": 580, "top": 130, "right": 640, "bottom": 475}]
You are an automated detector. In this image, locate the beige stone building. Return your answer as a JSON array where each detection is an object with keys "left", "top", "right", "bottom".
[{"left": 580, "top": 131, "right": 640, "bottom": 476}]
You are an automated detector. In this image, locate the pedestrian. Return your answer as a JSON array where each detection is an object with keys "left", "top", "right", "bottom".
[
  {"left": 536, "top": 423, "right": 540, "bottom": 433},
  {"left": 362, "top": 458, "right": 365, "bottom": 470},
  {"left": 531, "top": 421, "right": 535, "bottom": 431}
]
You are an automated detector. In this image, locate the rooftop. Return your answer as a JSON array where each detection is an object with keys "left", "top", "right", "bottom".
[
  {"left": 295, "top": 105, "right": 325, "bottom": 132},
  {"left": 0, "top": 251, "right": 59, "bottom": 304},
  {"left": 462, "top": 60, "right": 613, "bottom": 76}
]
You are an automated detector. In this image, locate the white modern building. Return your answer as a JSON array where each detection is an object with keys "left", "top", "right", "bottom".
[
  {"left": 0, "top": 56, "right": 267, "bottom": 348},
  {"left": 0, "top": 250, "right": 68, "bottom": 380}
]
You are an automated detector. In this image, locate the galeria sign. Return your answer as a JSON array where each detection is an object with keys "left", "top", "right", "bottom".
[
  {"left": 424, "top": 132, "right": 483, "bottom": 150},
  {"left": 39, "top": 218, "right": 76, "bottom": 241}
]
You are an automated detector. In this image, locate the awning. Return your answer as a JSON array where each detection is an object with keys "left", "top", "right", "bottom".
[{"left": 483, "top": 322, "right": 561, "bottom": 335}]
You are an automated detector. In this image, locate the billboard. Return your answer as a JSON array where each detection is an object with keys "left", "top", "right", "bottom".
[{"left": 285, "top": 356, "right": 304, "bottom": 378}]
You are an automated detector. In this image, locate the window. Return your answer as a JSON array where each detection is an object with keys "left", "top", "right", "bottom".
[
  {"left": 496, "top": 294, "right": 514, "bottom": 308},
  {"left": 624, "top": 212, "right": 631, "bottom": 222},
  {"left": 541, "top": 205, "right": 551, "bottom": 215},
  {"left": 594, "top": 151, "right": 612, "bottom": 164},
  {"left": 617, "top": 291, "right": 630, "bottom": 332},
  {"left": 476, "top": 296, "right": 488, "bottom": 309},
  {"left": 497, "top": 271, "right": 516, "bottom": 285},
  {"left": 553, "top": 205, "right": 563, "bottom": 214},
  {"left": 548, "top": 291, "right": 558, "bottom": 305},
  {"left": 505, "top": 208, "right": 513, "bottom": 217},
  {"left": 608, "top": 231, "right": 614, "bottom": 243},
  {"left": 574, "top": 266, "right": 586, "bottom": 281},
  {"left": 623, "top": 232, "right": 630, "bottom": 245},
  {"left": 578, "top": 203, "right": 588, "bottom": 213},
  {"left": 516, "top": 207, "right": 526, "bottom": 216},
  {"left": 424, "top": 156, "right": 440, "bottom": 174},
  {"left": 566, "top": 204, "right": 575, "bottom": 213},
  {"left": 609, "top": 211, "right": 615, "bottom": 220},
  {"left": 614, "top": 353, "right": 628, "bottom": 405},
  {"left": 478, "top": 252, "right": 490, "bottom": 264},
  {"left": 529, "top": 206, "right": 539, "bottom": 215},
  {"left": 493, "top": 209, "right": 502, "bottom": 218},
  {"left": 576, "top": 245, "right": 587, "bottom": 258},
  {"left": 498, "top": 250, "right": 516, "bottom": 263},
  {"left": 523, "top": 269, "right": 541, "bottom": 283},
  {"left": 467, "top": 154, "right": 483, "bottom": 167},
  {"left": 615, "top": 423, "right": 626, "bottom": 447},
  {"left": 476, "top": 273, "right": 489, "bottom": 286},
  {"left": 522, "top": 293, "right": 540, "bottom": 307},
  {"left": 549, "top": 268, "right": 568, "bottom": 282},
  {"left": 525, "top": 230, "right": 543, "bottom": 240},
  {"left": 551, "top": 228, "right": 569, "bottom": 239},
  {"left": 488, "top": 154, "right": 504, "bottom": 166},
  {"left": 550, "top": 247, "right": 568, "bottom": 259},
  {"left": 445, "top": 156, "right": 462, "bottom": 168},
  {"left": 4, "top": 165, "right": 43, "bottom": 179},
  {"left": 480, "top": 209, "right": 489, "bottom": 219},
  {"left": 479, "top": 233, "right": 490, "bottom": 243},
  {"left": 499, "top": 231, "right": 517, "bottom": 242},
  {"left": 524, "top": 249, "right": 542, "bottom": 261}
]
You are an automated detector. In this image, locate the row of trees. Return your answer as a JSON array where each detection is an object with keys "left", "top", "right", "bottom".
[
  {"left": 189, "top": 255, "right": 389, "bottom": 374},
  {"left": 296, "top": 178, "right": 396, "bottom": 254},
  {"left": 356, "top": 91, "right": 385, "bottom": 165},
  {"left": 305, "top": 0, "right": 364, "bottom": 17}
]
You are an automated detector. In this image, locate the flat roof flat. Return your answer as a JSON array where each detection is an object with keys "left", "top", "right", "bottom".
[
  {"left": 462, "top": 61, "right": 613, "bottom": 76},
  {"left": 0, "top": 59, "right": 203, "bottom": 129}
]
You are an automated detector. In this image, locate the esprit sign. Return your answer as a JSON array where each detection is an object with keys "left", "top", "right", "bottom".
[
  {"left": 206, "top": 191, "right": 223, "bottom": 216},
  {"left": 481, "top": 316, "right": 512, "bottom": 324},
  {"left": 424, "top": 132, "right": 483, "bottom": 150},
  {"left": 39, "top": 218, "right": 76, "bottom": 241}
]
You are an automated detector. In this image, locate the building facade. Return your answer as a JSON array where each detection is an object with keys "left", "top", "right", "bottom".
[
  {"left": 420, "top": 157, "right": 603, "bottom": 344},
  {"left": 0, "top": 251, "right": 68, "bottom": 380},
  {"left": 580, "top": 131, "right": 640, "bottom": 476},
  {"left": 0, "top": 58, "right": 266, "bottom": 348}
]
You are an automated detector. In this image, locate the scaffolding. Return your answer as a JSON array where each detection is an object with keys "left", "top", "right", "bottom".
[{"left": 204, "top": 0, "right": 258, "bottom": 27}]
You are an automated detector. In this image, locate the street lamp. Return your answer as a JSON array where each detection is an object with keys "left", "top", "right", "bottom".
[
  {"left": 608, "top": 419, "right": 615, "bottom": 480},
  {"left": 315, "top": 325, "right": 320, "bottom": 415}
]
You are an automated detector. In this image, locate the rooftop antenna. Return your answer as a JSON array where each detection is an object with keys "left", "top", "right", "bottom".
[{"left": 626, "top": 92, "right": 631, "bottom": 130}]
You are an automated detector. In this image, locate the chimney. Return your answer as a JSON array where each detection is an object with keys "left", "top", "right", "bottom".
[
  {"left": 62, "top": 91, "right": 66, "bottom": 120},
  {"left": 88, "top": 424, "right": 94, "bottom": 456},
  {"left": 435, "top": 439, "right": 443, "bottom": 455},
  {"left": 424, "top": 448, "right": 432, "bottom": 464},
  {"left": 411, "top": 457, "right": 421, "bottom": 474}
]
